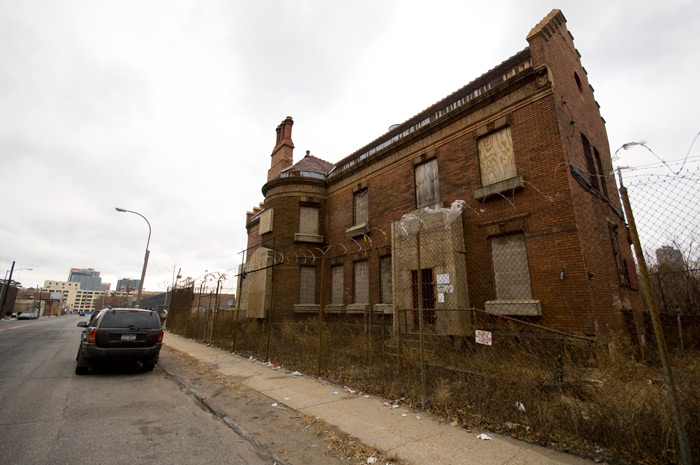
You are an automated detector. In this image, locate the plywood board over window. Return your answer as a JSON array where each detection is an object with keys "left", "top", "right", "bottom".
[
  {"left": 491, "top": 233, "right": 533, "bottom": 300},
  {"left": 415, "top": 158, "right": 440, "bottom": 208},
  {"left": 299, "top": 266, "right": 316, "bottom": 304},
  {"left": 299, "top": 206, "right": 319, "bottom": 235},
  {"left": 478, "top": 126, "right": 516, "bottom": 186},
  {"left": 353, "top": 261, "right": 369, "bottom": 304},
  {"left": 331, "top": 265, "right": 344, "bottom": 305},
  {"left": 354, "top": 189, "right": 368, "bottom": 226}
]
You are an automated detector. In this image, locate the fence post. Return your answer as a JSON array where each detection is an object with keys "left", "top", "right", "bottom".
[
  {"left": 417, "top": 230, "right": 427, "bottom": 410},
  {"left": 265, "top": 237, "right": 276, "bottom": 362},
  {"left": 619, "top": 171, "right": 693, "bottom": 465},
  {"left": 317, "top": 254, "right": 326, "bottom": 378}
]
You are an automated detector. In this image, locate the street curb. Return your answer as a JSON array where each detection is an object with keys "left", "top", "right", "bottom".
[{"left": 158, "top": 359, "right": 294, "bottom": 465}]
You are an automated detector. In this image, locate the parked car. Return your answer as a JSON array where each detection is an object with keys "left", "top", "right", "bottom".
[
  {"left": 75, "top": 308, "right": 163, "bottom": 375},
  {"left": 18, "top": 312, "right": 37, "bottom": 320}
]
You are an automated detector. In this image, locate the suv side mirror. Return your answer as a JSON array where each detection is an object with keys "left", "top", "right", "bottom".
[{"left": 77, "top": 322, "right": 88, "bottom": 328}]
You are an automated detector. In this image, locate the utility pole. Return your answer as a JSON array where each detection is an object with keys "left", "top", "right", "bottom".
[{"left": 0, "top": 261, "right": 15, "bottom": 318}]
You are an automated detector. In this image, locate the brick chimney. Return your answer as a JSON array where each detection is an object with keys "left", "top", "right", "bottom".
[{"left": 267, "top": 116, "right": 294, "bottom": 182}]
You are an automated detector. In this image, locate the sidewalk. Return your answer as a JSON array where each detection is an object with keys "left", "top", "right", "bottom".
[{"left": 163, "top": 332, "right": 598, "bottom": 465}]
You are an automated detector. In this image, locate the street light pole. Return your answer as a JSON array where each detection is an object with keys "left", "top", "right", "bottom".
[{"left": 116, "top": 208, "right": 151, "bottom": 308}]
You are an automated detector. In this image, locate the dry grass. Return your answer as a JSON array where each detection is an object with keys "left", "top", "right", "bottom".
[
  {"left": 169, "top": 318, "right": 699, "bottom": 465},
  {"left": 301, "top": 413, "right": 404, "bottom": 465}
]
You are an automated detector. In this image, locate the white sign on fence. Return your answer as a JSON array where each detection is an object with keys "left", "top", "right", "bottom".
[
  {"left": 475, "top": 329, "right": 492, "bottom": 346},
  {"left": 437, "top": 273, "right": 450, "bottom": 284}
]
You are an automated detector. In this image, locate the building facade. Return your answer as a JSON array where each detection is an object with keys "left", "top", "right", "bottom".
[
  {"left": 237, "top": 10, "right": 643, "bottom": 338},
  {"left": 44, "top": 280, "right": 131, "bottom": 313},
  {"left": 116, "top": 278, "right": 141, "bottom": 292},
  {"left": 68, "top": 268, "right": 102, "bottom": 291}
]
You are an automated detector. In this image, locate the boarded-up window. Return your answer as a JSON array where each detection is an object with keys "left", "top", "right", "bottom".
[
  {"left": 380, "top": 256, "right": 393, "bottom": 304},
  {"left": 331, "top": 265, "right": 344, "bottom": 305},
  {"left": 299, "top": 206, "right": 319, "bottom": 235},
  {"left": 478, "top": 127, "right": 516, "bottom": 186},
  {"left": 490, "top": 233, "right": 533, "bottom": 300},
  {"left": 354, "top": 189, "right": 368, "bottom": 225},
  {"left": 299, "top": 266, "right": 316, "bottom": 304},
  {"left": 415, "top": 158, "right": 440, "bottom": 208},
  {"left": 259, "top": 208, "right": 273, "bottom": 234},
  {"left": 353, "top": 261, "right": 369, "bottom": 304}
]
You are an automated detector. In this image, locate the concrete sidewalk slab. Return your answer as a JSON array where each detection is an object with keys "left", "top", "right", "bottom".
[{"left": 163, "top": 332, "right": 598, "bottom": 465}]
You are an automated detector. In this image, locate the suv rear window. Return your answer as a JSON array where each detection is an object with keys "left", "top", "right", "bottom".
[{"left": 99, "top": 310, "right": 161, "bottom": 329}]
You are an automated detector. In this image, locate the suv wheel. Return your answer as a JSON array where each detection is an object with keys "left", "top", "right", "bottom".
[
  {"left": 142, "top": 362, "right": 156, "bottom": 372},
  {"left": 75, "top": 365, "right": 88, "bottom": 375}
]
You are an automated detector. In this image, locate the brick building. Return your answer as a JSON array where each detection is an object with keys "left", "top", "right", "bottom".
[{"left": 237, "top": 10, "right": 643, "bottom": 338}]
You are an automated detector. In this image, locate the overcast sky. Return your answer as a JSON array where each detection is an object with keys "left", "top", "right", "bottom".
[{"left": 1, "top": 0, "right": 699, "bottom": 294}]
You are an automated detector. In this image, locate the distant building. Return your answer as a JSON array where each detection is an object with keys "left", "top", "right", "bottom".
[
  {"left": 68, "top": 268, "right": 102, "bottom": 291},
  {"left": 656, "top": 246, "right": 684, "bottom": 269},
  {"left": 44, "top": 280, "right": 130, "bottom": 313},
  {"left": 237, "top": 10, "right": 643, "bottom": 339},
  {"left": 116, "top": 278, "right": 141, "bottom": 292}
]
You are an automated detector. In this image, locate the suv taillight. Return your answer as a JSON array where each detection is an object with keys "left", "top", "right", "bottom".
[
  {"left": 87, "top": 328, "right": 97, "bottom": 344},
  {"left": 156, "top": 330, "right": 164, "bottom": 344}
]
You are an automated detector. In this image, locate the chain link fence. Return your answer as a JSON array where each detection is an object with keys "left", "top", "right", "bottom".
[{"left": 166, "top": 160, "right": 699, "bottom": 465}]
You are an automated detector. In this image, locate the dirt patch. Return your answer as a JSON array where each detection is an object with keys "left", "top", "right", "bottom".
[{"left": 160, "top": 346, "right": 404, "bottom": 465}]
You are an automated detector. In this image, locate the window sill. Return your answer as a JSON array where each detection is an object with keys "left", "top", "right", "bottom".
[
  {"left": 372, "top": 304, "right": 394, "bottom": 314},
  {"left": 323, "top": 304, "right": 345, "bottom": 314},
  {"left": 474, "top": 176, "right": 524, "bottom": 201},
  {"left": 345, "top": 223, "right": 370, "bottom": 239},
  {"left": 485, "top": 299, "right": 541, "bottom": 316},
  {"left": 293, "top": 304, "right": 320, "bottom": 313},
  {"left": 346, "top": 303, "right": 369, "bottom": 314},
  {"left": 294, "top": 233, "right": 324, "bottom": 243}
]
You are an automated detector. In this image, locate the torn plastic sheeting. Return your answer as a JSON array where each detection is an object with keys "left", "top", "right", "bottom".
[{"left": 477, "top": 433, "right": 492, "bottom": 440}]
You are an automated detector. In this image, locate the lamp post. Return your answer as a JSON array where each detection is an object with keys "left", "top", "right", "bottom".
[{"left": 115, "top": 208, "right": 151, "bottom": 308}]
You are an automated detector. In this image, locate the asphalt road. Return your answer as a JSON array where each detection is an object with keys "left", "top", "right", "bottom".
[{"left": 0, "top": 316, "right": 272, "bottom": 465}]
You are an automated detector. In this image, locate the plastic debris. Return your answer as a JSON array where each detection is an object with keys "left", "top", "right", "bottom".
[
  {"left": 291, "top": 371, "right": 303, "bottom": 377},
  {"left": 515, "top": 401, "right": 526, "bottom": 413},
  {"left": 271, "top": 403, "right": 278, "bottom": 407},
  {"left": 477, "top": 433, "right": 492, "bottom": 441},
  {"left": 415, "top": 416, "right": 421, "bottom": 420},
  {"left": 402, "top": 414, "right": 407, "bottom": 417},
  {"left": 332, "top": 391, "right": 339, "bottom": 395},
  {"left": 367, "top": 458, "right": 378, "bottom": 464}
]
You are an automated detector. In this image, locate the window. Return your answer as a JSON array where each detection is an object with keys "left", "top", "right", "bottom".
[
  {"left": 299, "top": 266, "right": 316, "bottom": 304},
  {"left": 299, "top": 206, "right": 319, "bottom": 235},
  {"left": 593, "top": 148, "right": 609, "bottom": 198},
  {"left": 410, "top": 268, "right": 435, "bottom": 329},
  {"left": 414, "top": 158, "right": 440, "bottom": 208},
  {"left": 608, "top": 224, "right": 630, "bottom": 287},
  {"left": 581, "top": 134, "right": 599, "bottom": 190},
  {"left": 478, "top": 126, "right": 516, "bottom": 186},
  {"left": 354, "top": 189, "right": 368, "bottom": 226},
  {"left": 353, "top": 261, "right": 369, "bottom": 304},
  {"left": 331, "top": 265, "right": 344, "bottom": 305},
  {"left": 490, "top": 233, "right": 533, "bottom": 300},
  {"left": 380, "top": 256, "right": 393, "bottom": 304}
]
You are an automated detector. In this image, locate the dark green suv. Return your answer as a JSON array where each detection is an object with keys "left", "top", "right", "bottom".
[{"left": 75, "top": 308, "right": 163, "bottom": 375}]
